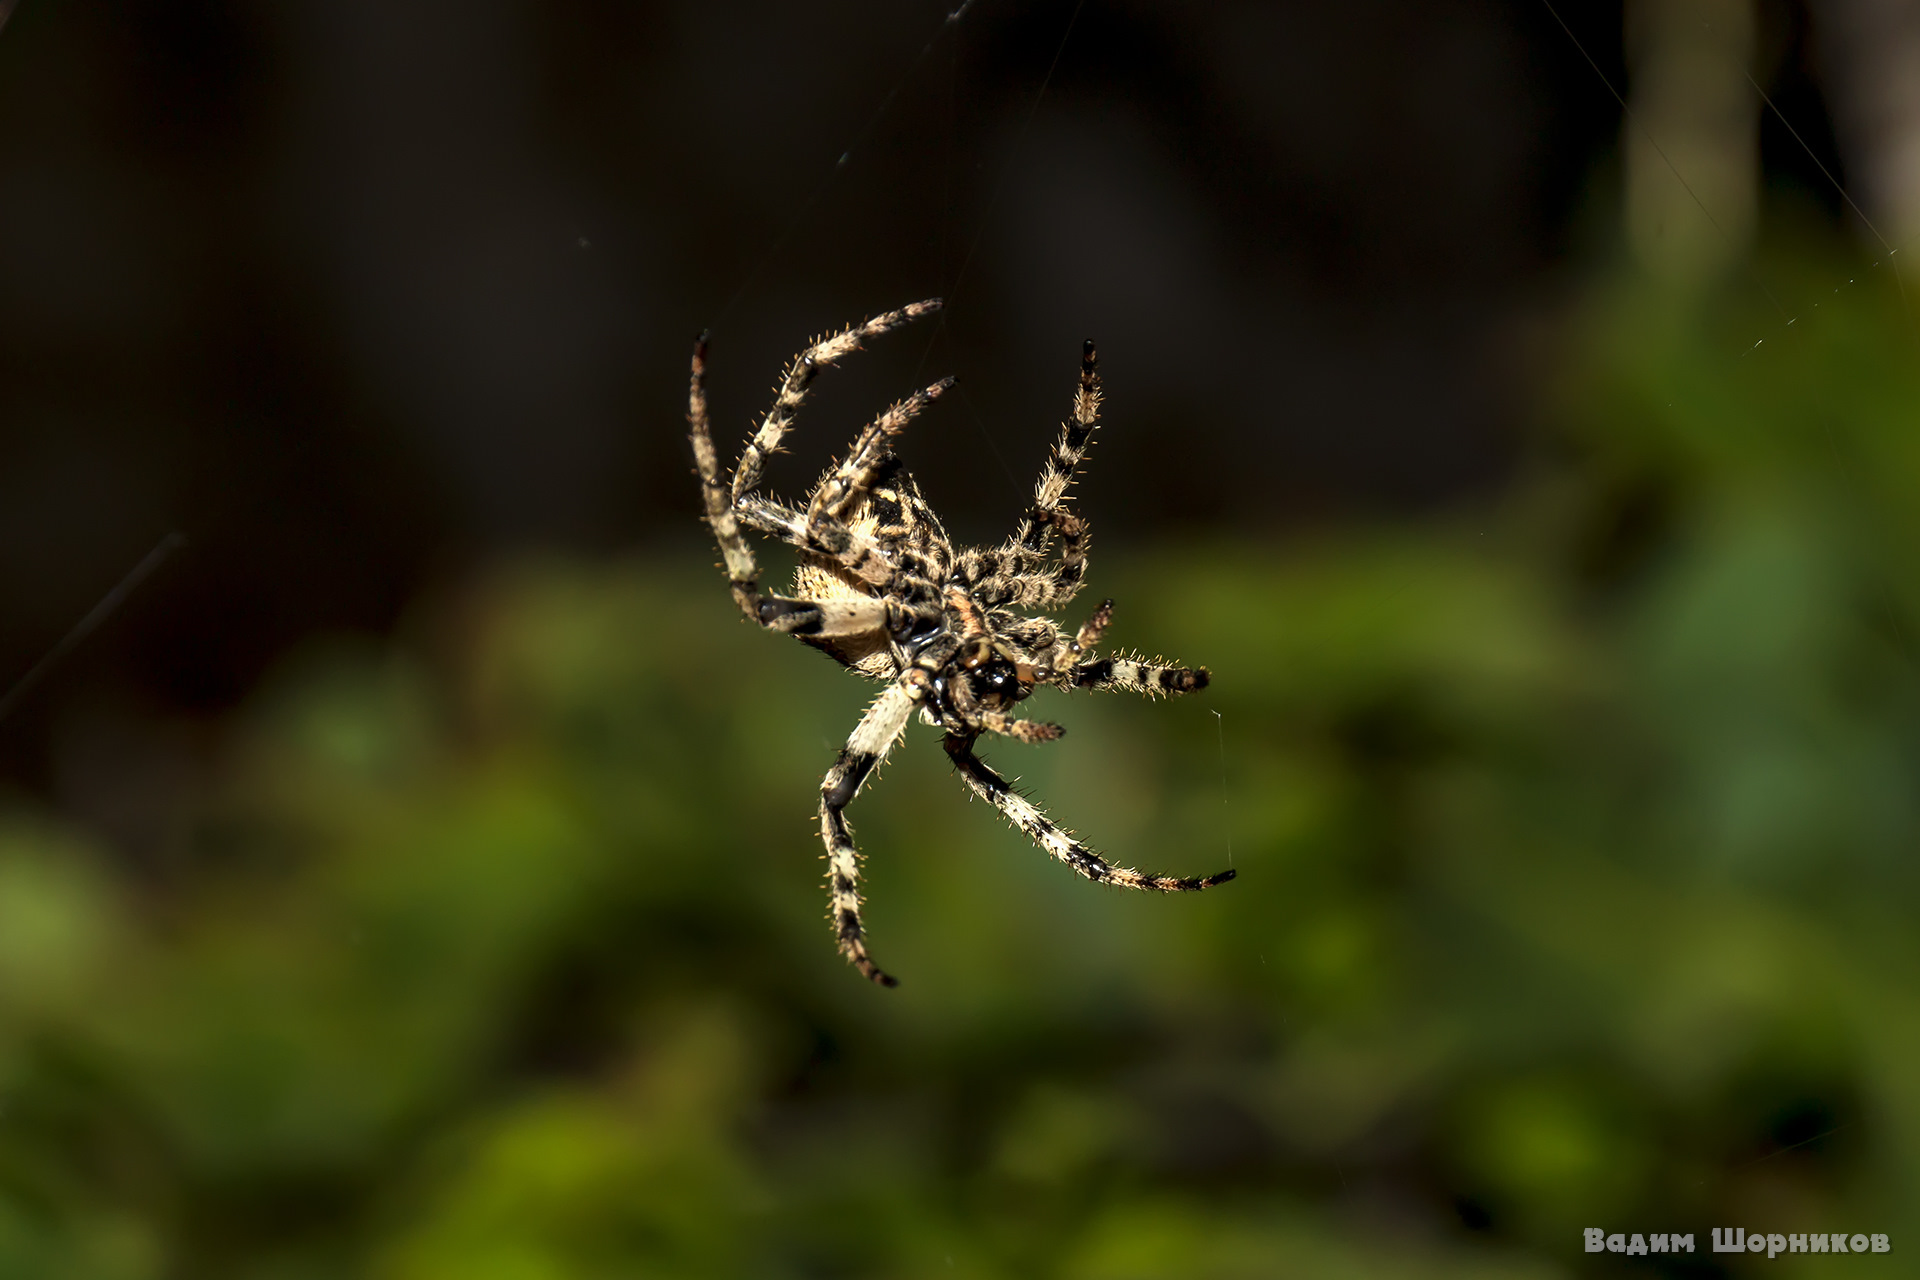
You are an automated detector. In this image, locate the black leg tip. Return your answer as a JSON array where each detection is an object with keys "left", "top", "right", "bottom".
[{"left": 1206, "top": 868, "right": 1236, "bottom": 886}]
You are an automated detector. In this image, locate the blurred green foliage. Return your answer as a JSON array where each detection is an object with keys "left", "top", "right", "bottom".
[{"left": 3, "top": 252, "right": 1919, "bottom": 1278}]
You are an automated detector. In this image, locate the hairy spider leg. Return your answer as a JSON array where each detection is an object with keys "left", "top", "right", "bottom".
[
  {"left": 994, "top": 339, "right": 1106, "bottom": 607},
  {"left": 1002, "top": 596, "right": 1115, "bottom": 687},
  {"left": 710, "top": 298, "right": 951, "bottom": 612},
  {"left": 1072, "top": 596, "right": 1115, "bottom": 651},
  {"left": 735, "top": 494, "right": 898, "bottom": 589},
  {"left": 689, "top": 334, "right": 763, "bottom": 622},
  {"left": 1029, "top": 508, "right": 1091, "bottom": 606},
  {"left": 956, "top": 341, "right": 1102, "bottom": 610},
  {"left": 1011, "top": 338, "right": 1102, "bottom": 553},
  {"left": 996, "top": 599, "right": 1200, "bottom": 699},
  {"left": 732, "top": 298, "right": 942, "bottom": 504},
  {"left": 1070, "top": 654, "right": 1211, "bottom": 697},
  {"left": 753, "top": 464, "right": 949, "bottom": 614},
  {"left": 810, "top": 379, "right": 955, "bottom": 526},
  {"left": 820, "top": 673, "right": 932, "bottom": 985},
  {"left": 798, "top": 380, "right": 959, "bottom": 612},
  {"left": 855, "top": 461, "right": 955, "bottom": 601},
  {"left": 975, "top": 711, "right": 1064, "bottom": 743},
  {"left": 944, "top": 584, "right": 992, "bottom": 642},
  {"left": 943, "top": 733, "right": 1234, "bottom": 890},
  {"left": 692, "top": 338, "right": 913, "bottom": 636}
]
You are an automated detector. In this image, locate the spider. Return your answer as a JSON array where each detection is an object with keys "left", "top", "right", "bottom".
[{"left": 687, "top": 298, "right": 1234, "bottom": 986}]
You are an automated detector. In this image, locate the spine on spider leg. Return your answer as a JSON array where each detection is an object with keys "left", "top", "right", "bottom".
[{"left": 688, "top": 332, "right": 761, "bottom": 619}]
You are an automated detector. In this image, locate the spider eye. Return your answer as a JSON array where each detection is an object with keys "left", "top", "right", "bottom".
[{"left": 970, "top": 663, "right": 1012, "bottom": 696}]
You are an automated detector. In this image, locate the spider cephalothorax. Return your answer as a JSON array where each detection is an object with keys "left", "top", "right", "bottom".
[{"left": 688, "top": 299, "right": 1233, "bottom": 986}]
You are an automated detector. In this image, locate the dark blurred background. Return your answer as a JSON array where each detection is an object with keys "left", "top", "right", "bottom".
[
  {"left": 4, "top": 1, "right": 1920, "bottom": 1276},
  {"left": 0, "top": 0, "right": 1643, "bottom": 798},
  {"left": 0, "top": 0, "right": 1893, "bottom": 799}
]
